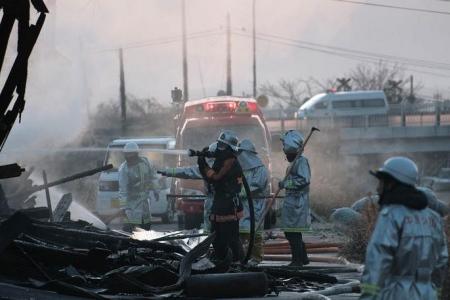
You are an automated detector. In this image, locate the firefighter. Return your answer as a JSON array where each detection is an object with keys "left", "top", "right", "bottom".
[
  {"left": 118, "top": 142, "right": 158, "bottom": 232},
  {"left": 278, "top": 130, "right": 311, "bottom": 267},
  {"left": 198, "top": 130, "right": 244, "bottom": 263},
  {"left": 157, "top": 142, "right": 217, "bottom": 232},
  {"left": 361, "top": 157, "right": 448, "bottom": 300},
  {"left": 237, "top": 139, "right": 269, "bottom": 265}
]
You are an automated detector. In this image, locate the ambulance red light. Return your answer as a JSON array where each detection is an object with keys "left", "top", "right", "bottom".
[
  {"left": 203, "top": 102, "right": 236, "bottom": 113},
  {"left": 247, "top": 102, "right": 258, "bottom": 112}
]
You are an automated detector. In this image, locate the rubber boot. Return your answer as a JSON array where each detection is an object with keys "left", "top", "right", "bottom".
[
  {"left": 301, "top": 240, "right": 310, "bottom": 265},
  {"left": 286, "top": 233, "right": 302, "bottom": 267}
]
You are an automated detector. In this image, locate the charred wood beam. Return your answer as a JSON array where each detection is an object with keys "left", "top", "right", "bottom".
[{"left": 29, "top": 222, "right": 186, "bottom": 254}]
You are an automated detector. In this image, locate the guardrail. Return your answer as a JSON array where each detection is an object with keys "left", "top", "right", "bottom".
[{"left": 264, "top": 102, "right": 450, "bottom": 132}]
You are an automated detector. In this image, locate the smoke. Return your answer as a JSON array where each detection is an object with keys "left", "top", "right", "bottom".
[{"left": 0, "top": 0, "right": 448, "bottom": 163}]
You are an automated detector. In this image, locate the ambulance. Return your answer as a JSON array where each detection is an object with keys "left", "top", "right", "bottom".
[{"left": 173, "top": 96, "right": 274, "bottom": 229}]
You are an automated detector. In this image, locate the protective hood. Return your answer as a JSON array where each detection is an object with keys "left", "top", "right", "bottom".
[
  {"left": 238, "top": 150, "right": 264, "bottom": 171},
  {"left": 281, "top": 130, "right": 304, "bottom": 154}
]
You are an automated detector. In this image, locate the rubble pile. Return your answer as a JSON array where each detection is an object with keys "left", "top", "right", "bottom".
[{"left": 0, "top": 211, "right": 344, "bottom": 298}]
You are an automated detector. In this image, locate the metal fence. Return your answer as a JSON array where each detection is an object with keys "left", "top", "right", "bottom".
[{"left": 264, "top": 102, "right": 450, "bottom": 131}]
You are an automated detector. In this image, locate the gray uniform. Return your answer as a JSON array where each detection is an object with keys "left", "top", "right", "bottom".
[
  {"left": 163, "top": 165, "right": 214, "bottom": 231},
  {"left": 280, "top": 156, "right": 311, "bottom": 232},
  {"left": 238, "top": 151, "right": 268, "bottom": 233},
  {"left": 119, "top": 157, "right": 157, "bottom": 225},
  {"left": 361, "top": 205, "right": 448, "bottom": 300}
]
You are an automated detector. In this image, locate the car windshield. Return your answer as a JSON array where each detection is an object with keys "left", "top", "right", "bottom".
[
  {"left": 181, "top": 124, "right": 267, "bottom": 152},
  {"left": 300, "top": 93, "right": 326, "bottom": 110},
  {"left": 106, "top": 144, "right": 172, "bottom": 170}
]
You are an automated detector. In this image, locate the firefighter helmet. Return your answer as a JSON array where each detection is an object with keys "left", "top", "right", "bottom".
[
  {"left": 217, "top": 130, "right": 239, "bottom": 152},
  {"left": 123, "top": 142, "right": 140, "bottom": 153},
  {"left": 370, "top": 156, "right": 418, "bottom": 186}
]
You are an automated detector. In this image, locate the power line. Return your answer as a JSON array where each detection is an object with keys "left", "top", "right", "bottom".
[
  {"left": 256, "top": 32, "right": 450, "bottom": 71},
  {"left": 329, "top": 0, "right": 450, "bottom": 15},
  {"left": 232, "top": 31, "right": 450, "bottom": 78},
  {"left": 97, "top": 29, "right": 223, "bottom": 52}
]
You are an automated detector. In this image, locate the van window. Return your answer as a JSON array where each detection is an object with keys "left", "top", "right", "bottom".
[
  {"left": 314, "top": 102, "right": 328, "bottom": 109},
  {"left": 361, "top": 98, "right": 386, "bottom": 108},
  {"left": 332, "top": 98, "right": 385, "bottom": 109},
  {"left": 332, "top": 100, "right": 355, "bottom": 109}
]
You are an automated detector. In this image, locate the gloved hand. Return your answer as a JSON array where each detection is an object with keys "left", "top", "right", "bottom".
[
  {"left": 278, "top": 180, "right": 286, "bottom": 190},
  {"left": 197, "top": 155, "right": 208, "bottom": 171},
  {"left": 201, "top": 146, "right": 209, "bottom": 155},
  {"left": 157, "top": 169, "right": 167, "bottom": 176}
]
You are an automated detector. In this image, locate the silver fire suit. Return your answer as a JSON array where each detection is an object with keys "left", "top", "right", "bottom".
[
  {"left": 118, "top": 157, "right": 158, "bottom": 226},
  {"left": 360, "top": 205, "right": 448, "bottom": 300},
  {"left": 162, "top": 165, "right": 214, "bottom": 231},
  {"left": 280, "top": 155, "right": 311, "bottom": 232},
  {"left": 237, "top": 149, "right": 269, "bottom": 233},
  {"left": 237, "top": 147, "right": 268, "bottom": 263}
]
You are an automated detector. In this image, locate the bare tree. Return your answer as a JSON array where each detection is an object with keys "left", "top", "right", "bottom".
[
  {"left": 260, "top": 61, "right": 422, "bottom": 107},
  {"left": 347, "top": 61, "right": 405, "bottom": 91},
  {"left": 259, "top": 78, "right": 319, "bottom": 108},
  {"left": 343, "top": 62, "right": 423, "bottom": 103},
  {"left": 91, "top": 95, "right": 172, "bottom": 130}
]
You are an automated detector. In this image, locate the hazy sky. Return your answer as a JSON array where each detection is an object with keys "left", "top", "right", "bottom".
[{"left": 3, "top": 0, "right": 450, "bottom": 151}]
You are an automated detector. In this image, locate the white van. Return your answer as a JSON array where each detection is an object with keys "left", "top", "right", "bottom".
[
  {"left": 297, "top": 90, "right": 389, "bottom": 119},
  {"left": 95, "top": 137, "right": 176, "bottom": 224}
]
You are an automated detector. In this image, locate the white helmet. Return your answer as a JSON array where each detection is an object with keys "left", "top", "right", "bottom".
[
  {"left": 123, "top": 142, "right": 140, "bottom": 153},
  {"left": 370, "top": 156, "right": 418, "bottom": 186},
  {"left": 217, "top": 130, "right": 239, "bottom": 152}
]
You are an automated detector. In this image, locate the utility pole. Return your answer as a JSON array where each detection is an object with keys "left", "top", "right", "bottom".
[
  {"left": 119, "top": 48, "right": 126, "bottom": 135},
  {"left": 226, "top": 13, "right": 232, "bottom": 96},
  {"left": 181, "top": 0, "right": 189, "bottom": 102},
  {"left": 79, "top": 39, "right": 91, "bottom": 120},
  {"left": 252, "top": 0, "right": 257, "bottom": 98}
]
